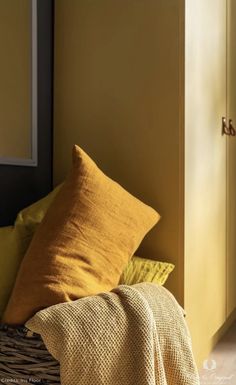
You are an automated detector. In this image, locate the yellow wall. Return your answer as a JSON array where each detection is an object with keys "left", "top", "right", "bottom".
[
  {"left": 54, "top": 0, "right": 184, "bottom": 305},
  {"left": 0, "top": 0, "right": 31, "bottom": 159},
  {"left": 53, "top": 0, "right": 236, "bottom": 368}
]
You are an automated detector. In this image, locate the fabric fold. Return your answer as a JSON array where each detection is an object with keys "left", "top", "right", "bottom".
[{"left": 26, "top": 283, "right": 200, "bottom": 385}]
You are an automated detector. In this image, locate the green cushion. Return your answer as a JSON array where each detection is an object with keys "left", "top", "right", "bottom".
[{"left": 120, "top": 256, "right": 174, "bottom": 286}]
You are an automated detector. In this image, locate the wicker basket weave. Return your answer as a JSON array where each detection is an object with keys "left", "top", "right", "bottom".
[{"left": 0, "top": 324, "right": 60, "bottom": 384}]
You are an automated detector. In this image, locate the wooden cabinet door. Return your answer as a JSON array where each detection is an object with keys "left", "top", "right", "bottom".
[
  {"left": 226, "top": 0, "right": 236, "bottom": 317},
  {"left": 185, "top": 0, "right": 227, "bottom": 364}
]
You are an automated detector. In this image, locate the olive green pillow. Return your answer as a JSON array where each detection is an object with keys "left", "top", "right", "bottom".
[{"left": 120, "top": 256, "right": 174, "bottom": 286}]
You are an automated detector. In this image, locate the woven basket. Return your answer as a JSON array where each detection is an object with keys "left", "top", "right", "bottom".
[{"left": 0, "top": 324, "right": 60, "bottom": 384}]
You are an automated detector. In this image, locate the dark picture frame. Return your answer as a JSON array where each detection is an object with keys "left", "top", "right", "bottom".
[{"left": 0, "top": 0, "right": 53, "bottom": 226}]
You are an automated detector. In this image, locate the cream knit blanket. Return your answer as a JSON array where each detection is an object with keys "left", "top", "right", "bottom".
[{"left": 26, "top": 283, "right": 200, "bottom": 385}]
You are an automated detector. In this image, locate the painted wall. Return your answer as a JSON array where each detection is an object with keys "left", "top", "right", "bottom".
[{"left": 54, "top": 0, "right": 183, "bottom": 303}]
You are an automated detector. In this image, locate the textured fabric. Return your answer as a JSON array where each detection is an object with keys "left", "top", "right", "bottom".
[
  {"left": 0, "top": 186, "right": 60, "bottom": 319},
  {"left": 26, "top": 283, "right": 200, "bottom": 385},
  {"left": 3, "top": 145, "right": 159, "bottom": 325},
  {"left": 14, "top": 185, "right": 61, "bottom": 231},
  {"left": 120, "top": 256, "right": 174, "bottom": 286},
  {"left": 0, "top": 226, "right": 23, "bottom": 318}
]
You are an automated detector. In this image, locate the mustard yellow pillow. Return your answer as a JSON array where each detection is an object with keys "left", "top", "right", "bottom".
[
  {"left": 0, "top": 186, "right": 61, "bottom": 319},
  {"left": 0, "top": 226, "right": 22, "bottom": 318},
  {"left": 120, "top": 256, "right": 174, "bottom": 286},
  {"left": 3, "top": 145, "right": 160, "bottom": 325}
]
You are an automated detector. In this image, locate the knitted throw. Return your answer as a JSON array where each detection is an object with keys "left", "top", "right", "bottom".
[{"left": 26, "top": 283, "right": 200, "bottom": 385}]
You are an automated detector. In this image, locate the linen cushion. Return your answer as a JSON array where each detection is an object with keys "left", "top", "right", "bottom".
[
  {"left": 0, "top": 226, "right": 22, "bottom": 318},
  {"left": 14, "top": 185, "right": 61, "bottom": 232},
  {"left": 120, "top": 256, "right": 174, "bottom": 286},
  {"left": 3, "top": 145, "right": 159, "bottom": 324},
  {"left": 0, "top": 186, "right": 60, "bottom": 319}
]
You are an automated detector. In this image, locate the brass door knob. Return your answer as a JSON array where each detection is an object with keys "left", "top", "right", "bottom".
[
  {"left": 222, "top": 117, "right": 236, "bottom": 136},
  {"left": 229, "top": 119, "right": 236, "bottom": 136}
]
